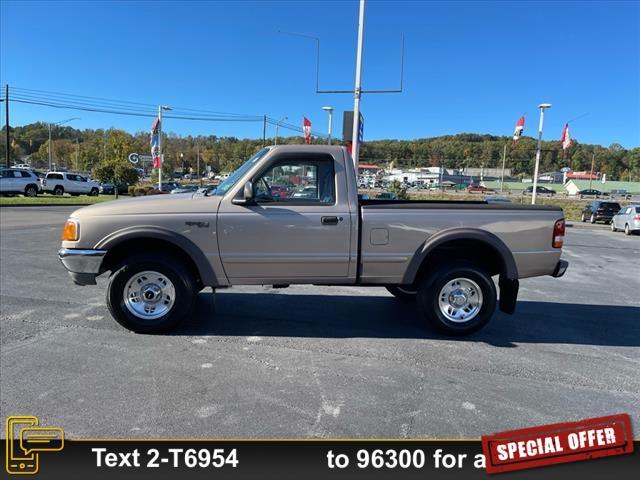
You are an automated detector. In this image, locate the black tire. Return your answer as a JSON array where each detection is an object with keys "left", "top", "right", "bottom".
[
  {"left": 106, "top": 253, "right": 196, "bottom": 333},
  {"left": 590, "top": 213, "right": 596, "bottom": 224},
  {"left": 581, "top": 213, "right": 586, "bottom": 222},
  {"left": 417, "top": 261, "right": 497, "bottom": 336},
  {"left": 625, "top": 224, "right": 631, "bottom": 236},
  {"left": 89, "top": 188, "right": 99, "bottom": 196},
  {"left": 24, "top": 185, "right": 38, "bottom": 197},
  {"left": 611, "top": 222, "right": 617, "bottom": 232},
  {"left": 385, "top": 285, "right": 417, "bottom": 301},
  {"left": 53, "top": 185, "right": 64, "bottom": 196}
]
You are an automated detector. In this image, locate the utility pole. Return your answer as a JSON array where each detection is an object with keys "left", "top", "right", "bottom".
[
  {"left": 532, "top": 103, "right": 552, "bottom": 205},
  {"left": 500, "top": 143, "right": 507, "bottom": 192},
  {"left": 48, "top": 123, "right": 53, "bottom": 171},
  {"left": 75, "top": 138, "right": 80, "bottom": 172},
  {"left": 4, "top": 85, "right": 9, "bottom": 167},
  {"left": 589, "top": 153, "right": 595, "bottom": 190},
  {"left": 351, "top": 0, "right": 366, "bottom": 173},
  {"left": 262, "top": 115, "right": 267, "bottom": 147}
]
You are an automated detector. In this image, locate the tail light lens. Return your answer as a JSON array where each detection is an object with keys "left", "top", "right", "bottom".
[
  {"left": 61, "top": 219, "right": 79, "bottom": 241},
  {"left": 553, "top": 219, "right": 565, "bottom": 248},
  {"left": 634, "top": 214, "right": 640, "bottom": 220}
]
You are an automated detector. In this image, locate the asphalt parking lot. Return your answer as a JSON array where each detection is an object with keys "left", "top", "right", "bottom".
[{"left": 1, "top": 206, "right": 639, "bottom": 439}]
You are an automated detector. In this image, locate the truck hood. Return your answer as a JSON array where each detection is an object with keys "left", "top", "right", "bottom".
[{"left": 71, "top": 193, "right": 222, "bottom": 218}]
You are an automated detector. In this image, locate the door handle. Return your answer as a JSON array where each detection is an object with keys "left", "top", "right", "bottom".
[{"left": 321, "top": 216, "right": 339, "bottom": 225}]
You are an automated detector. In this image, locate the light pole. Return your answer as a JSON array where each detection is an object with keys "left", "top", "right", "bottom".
[
  {"left": 48, "top": 117, "right": 79, "bottom": 171},
  {"left": 531, "top": 103, "right": 551, "bottom": 205},
  {"left": 322, "top": 106, "right": 334, "bottom": 145},
  {"left": 158, "top": 105, "right": 172, "bottom": 190},
  {"left": 351, "top": 0, "right": 366, "bottom": 173},
  {"left": 274, "top": 116, "right": 288, "bottom": 145}
]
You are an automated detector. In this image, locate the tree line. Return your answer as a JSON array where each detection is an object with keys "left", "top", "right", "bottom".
[{"left": 1, "top": 123, "right": 638, "bottom": 182}]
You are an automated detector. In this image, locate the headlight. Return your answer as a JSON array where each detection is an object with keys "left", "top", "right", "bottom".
[{"left": 61, "top": 219, "right": 79, "bottom": 241}]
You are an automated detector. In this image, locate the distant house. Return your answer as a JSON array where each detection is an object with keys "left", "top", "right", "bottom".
[{"left": 564, "top": 179, "right": 640, "bottom": 195}]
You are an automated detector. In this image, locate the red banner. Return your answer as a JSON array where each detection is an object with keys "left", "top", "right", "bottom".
[{"left": 482, "top": 413, "right": 634, "bottom": 474}]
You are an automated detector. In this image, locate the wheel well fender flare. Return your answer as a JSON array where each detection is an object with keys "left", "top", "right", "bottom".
[
  {"left": 402, "top": 227, "right": 518, "bottom": 284},
  {"left": 95, "top": 226, "right": 219, "bottom": 286}
]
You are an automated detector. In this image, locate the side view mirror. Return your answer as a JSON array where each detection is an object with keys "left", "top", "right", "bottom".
[{"left": 232, "top": 181, "right": 255, "bottom": 205}]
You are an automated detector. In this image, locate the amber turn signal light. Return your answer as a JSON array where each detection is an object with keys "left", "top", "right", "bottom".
[{"left": 61, "top": 219, "right": 79, "bottom": 241}]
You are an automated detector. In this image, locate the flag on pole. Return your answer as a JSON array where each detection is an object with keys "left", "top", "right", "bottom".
[
  {"left": 303, "top": 117, "right": 311, "bottom": 144},
  {"left": 151, "top": 117, "right": 161, "bottom": 168},
  {"left": 560, "top": 123, "right": 571, "bottom": 158},
  {"left": 512, "top": 116, "right": 525, "bottom": 143}
]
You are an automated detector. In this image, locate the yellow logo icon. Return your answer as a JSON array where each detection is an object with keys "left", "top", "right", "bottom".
[{"left": 5, "top": 416, "right": 64, "bottom": 475}]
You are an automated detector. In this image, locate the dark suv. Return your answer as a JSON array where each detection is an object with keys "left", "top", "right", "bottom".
[
  {"left": 581, "top": 200, "right": 621, "bottom": 224},
  {"left": 523, "top": 185, "right": 557, "bottom": 196}
]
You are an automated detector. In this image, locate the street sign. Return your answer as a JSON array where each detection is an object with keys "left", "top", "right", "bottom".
[
  {"left": 342, "top": 111, "right": 364, "bottom": 142},
  {"left": 129, "top": 153, "right": 153, "bottom": 164}
]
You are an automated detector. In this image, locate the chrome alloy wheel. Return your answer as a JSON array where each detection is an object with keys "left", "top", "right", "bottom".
[
  {"left": 123, "top": 271, "right": 176, "bottom": 320},
  {"left": 437, "top": 277, "right": 483, "bottom": 323}
]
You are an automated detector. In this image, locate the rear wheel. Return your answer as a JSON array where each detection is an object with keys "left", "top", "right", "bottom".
[
  {"left": 385, "top": 285, "right": 417, "bottom": 301},
  {"left": 625, "top": 224, "right": 631, "bottom": 236},
  {"left": 53, "top": 185, "right": 64, "bottom": 196},
  {"left": 611, "top": 222, "right": 617, "bottom": 232},
  {"left": 581, "top": 213, "right": 586, "bottom": 222},
  {"left": 417, "top": 261, "right": 496, "bottom": 336},
  {"left": 24, "top": 185, "right": 38, "bottom": 197},
  {"left": 89, "top": 188, "right": 99, "bottom": 196},
  {"left": 106, "top": 253, "right": 196, "bottom": 333},
  {"left": 590, "top": 213, "right": 596, "bottom": 224}
]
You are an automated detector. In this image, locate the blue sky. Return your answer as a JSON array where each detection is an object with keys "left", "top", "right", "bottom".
[{"left": 1, "top": 0, "right": 639, "bottom": 147}]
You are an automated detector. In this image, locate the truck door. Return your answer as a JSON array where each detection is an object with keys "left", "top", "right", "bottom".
[{"left": 217, "top": 153, "right": 352, "bottom": 282}]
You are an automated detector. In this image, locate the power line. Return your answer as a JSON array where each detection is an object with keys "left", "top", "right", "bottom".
[{"left": 7, "top": 84, "right": 329, "bottom": 138}]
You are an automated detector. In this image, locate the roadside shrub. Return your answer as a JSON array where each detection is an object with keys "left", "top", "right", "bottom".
[
  {"left": 134, "top": 187, "right": 148, "bottom": 196},
  {"left": 128, "top": 186, "right": 136, "bottom": 196}
]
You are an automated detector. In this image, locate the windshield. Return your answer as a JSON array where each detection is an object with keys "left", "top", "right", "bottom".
[{"left": 213, "top": 148, "right": 270, "bottom": 196}]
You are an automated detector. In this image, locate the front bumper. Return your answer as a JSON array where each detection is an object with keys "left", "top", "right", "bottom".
[
  {"left": 58, "top": 248, "right": 107, "bottom": 285},
  {"left": 551, "top": 259, "right": 569, "bottom": 278}
]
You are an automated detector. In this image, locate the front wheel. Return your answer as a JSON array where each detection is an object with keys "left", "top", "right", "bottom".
[
  {"left": 590, "top": 214, "right": 596, "bottom": 224},
  {"left": 106, "top": 253, "right": 196, "bottom": 333},
  {"left": 385, "top": 285, "right": 417, "bottom": 301},
  {"left": 417, "top": 262, "right": 497, "bottom": 336},
  {"left": 89, "top": 188, "right": 99, "bottom": 196},
  {"left": 581, "top": 213, "right": 586, "bottom": 222}
]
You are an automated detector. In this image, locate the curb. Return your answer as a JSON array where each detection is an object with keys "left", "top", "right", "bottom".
[{"left": 566, "top": 222, "right": 609, "bottom": 230}]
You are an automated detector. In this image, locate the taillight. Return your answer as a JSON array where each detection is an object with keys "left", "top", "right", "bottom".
[
  {"left": 634, "top": 214, "right": 640, "bottom": 220},
  {"left": 552, "top": 219, "right": 565, "bottom": 248}
]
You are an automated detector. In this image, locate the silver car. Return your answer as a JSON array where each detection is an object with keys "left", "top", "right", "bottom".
[{"left": 611, "top": 204, "right": 640, "bottom": 235}]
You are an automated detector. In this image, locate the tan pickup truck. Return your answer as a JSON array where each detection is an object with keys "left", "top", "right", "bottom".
[{"left": 59, "top": 145, "right": 568, "bottom": 335}]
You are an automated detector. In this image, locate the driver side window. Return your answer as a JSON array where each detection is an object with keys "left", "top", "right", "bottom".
[{"left": 253, "top": 157, "right": 335, "bottom": 205}]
